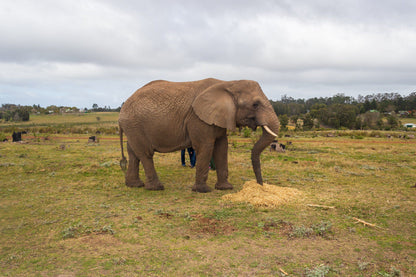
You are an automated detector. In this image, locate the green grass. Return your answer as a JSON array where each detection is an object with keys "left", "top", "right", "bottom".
[
  {"left": 0, "top": 112, "right": 119, "bottom": 135},
  {"left": 402, "top": 117, "right": 416, "bottom": 124},
  {"left": 2, "top": 112, "right": 119, "bottom": 126},
  {"left": 0, "top": 114, "right": 416, "bottom": 276}
]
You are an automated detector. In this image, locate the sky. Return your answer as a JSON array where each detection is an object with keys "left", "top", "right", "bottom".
[{"left": 1, "top": 0, "right": 416, "bottom": 109}]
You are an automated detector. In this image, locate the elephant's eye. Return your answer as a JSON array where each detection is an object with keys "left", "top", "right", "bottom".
[{"left": 253, "top": 103, "right": 259, "bottom": 109}]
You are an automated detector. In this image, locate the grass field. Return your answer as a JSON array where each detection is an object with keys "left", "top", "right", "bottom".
[
  {"left": 402, "top": 117, "right": 416, "bottom": 125},
  {"left": 0, "top": 112, "right": 120, "bottom": 136},
  {"left": 1, "top": 113, "right": 416, "bottom": 276}
]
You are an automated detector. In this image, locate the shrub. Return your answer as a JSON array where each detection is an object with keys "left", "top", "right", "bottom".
[
  {"left": 306, "top": 264, "right": 331, "bottom": 277},
  {"left": 242, "top": 127, "right": 252, "bottom": 138}
]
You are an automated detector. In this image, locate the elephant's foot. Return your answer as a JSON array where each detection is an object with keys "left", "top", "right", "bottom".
[
  {"left": 145, "top": 181, "right": 164, "bottom": 191},
  {"left": 125, "top": 179, "right": 145, "bottom": 188},
  {"left": 215, "top": 181, "right": 233, "bottom": 190},
  {"left": 192, "top": 184, "right": 212, "bottom": 193}
]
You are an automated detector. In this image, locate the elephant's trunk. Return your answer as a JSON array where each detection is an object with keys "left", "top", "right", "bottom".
[{"left": 251, "top": 112, "right": 279, "bottom": 185}]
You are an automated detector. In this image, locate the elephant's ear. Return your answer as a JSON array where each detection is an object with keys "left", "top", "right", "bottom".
[{"left": 192, "top": 84, "right": 237, "bottom": 131}]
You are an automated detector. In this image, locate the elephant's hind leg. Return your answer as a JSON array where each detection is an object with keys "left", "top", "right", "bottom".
[
  {"left": 125, "top": 143, "right": 145, "bottom": 187},
  {"left": 140, "top": 155, "right": 164, "bottom": 191},
  {"left": 126, "top": 138, "right": 164, "bottom": 191}
]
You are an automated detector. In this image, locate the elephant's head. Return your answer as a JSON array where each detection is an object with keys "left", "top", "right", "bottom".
[{"left": 192, "top": 80, "right": 280, "bottom": 185}]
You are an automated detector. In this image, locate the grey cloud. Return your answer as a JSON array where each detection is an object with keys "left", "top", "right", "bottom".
[{"left": 1, "top": 0, "right": 416, "bottom": 107}]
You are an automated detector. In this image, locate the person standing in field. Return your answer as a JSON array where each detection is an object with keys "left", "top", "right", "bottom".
[{"left": 181, "top": 147, "right": 196, "bottom": 168}]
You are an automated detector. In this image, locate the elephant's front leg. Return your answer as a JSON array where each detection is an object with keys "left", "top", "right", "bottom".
[
  {"left": 213, "top": 136, "right": 233, "bottom": 190},
  {"left": 192, "top": 144, "right": 214, "bottom": 193}
]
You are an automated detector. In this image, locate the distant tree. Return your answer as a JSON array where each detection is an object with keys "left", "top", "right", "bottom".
[
  {"left": 0, "top": 106, "right": 30, "bottom": 122},
  {"left": 18, "top": 109, "right": 30, "bottom": 121},
  {"left": 361, "top": 111, "right": 381, "bottom": 129},
  {"left": 290, "top": 115, "right": 299, "bottom": 127},
  {"left": 355, "top": 116, "right": 363, "bottom": 130},
  {"left": 336, "top": 104, "right": 358, "bottom": 129},
  {"left": 279, "top": 114, "right": 289, "bottom": 131},
  {"left": 330, "top": 93, "right": 353, "bottom": 105},
  {"left": 46, "top": 105, "right": 59, "bottom": 114},
  {"left": 370, "top": 99, "right": 377, "bottom": 110},
  {"left": 385, "top": 114, "right": 400, "bottom": 130},
  {"left": 310, "top": 103, "right": 328, "bottom": 123},
  {"left": 302, "top": 113, "right": 314, "bottom": 130},
  {"left": 328, "top": 117, "right": 340, "bottom": 129},
  {"left": 363, "top": 99, "right": 372, "bottom": 112}
]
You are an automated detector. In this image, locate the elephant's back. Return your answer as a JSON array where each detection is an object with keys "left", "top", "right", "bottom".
[
  {"left": 119, "top": 78, "right": 224, "bottom": 127},
  {"left": 121, "top": 79, "right": 221, "bottom": 117},
  {"left": 119, "top": 80, "right": 194, "bottom": 127}
]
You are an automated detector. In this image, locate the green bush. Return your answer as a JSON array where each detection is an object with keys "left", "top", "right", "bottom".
[{"left": 242, "top": 127, "right": 252, "bottom": 138}]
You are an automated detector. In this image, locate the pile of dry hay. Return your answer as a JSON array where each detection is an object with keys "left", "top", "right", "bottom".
[{"left": 222, "top": 180, "right": 301, "bottom": 208}]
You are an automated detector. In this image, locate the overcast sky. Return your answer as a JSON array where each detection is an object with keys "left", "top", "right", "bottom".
[{"left": 1, "top": 0, "right": 416, "bottom": 108}]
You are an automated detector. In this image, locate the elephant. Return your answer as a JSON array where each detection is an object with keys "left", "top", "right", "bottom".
[{"left": 118, "top": 78, "right": 279, "bottom": 193}]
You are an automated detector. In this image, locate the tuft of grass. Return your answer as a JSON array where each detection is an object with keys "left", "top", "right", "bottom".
[
  {"left": 62, "top": 224, "right": 115, "bottom": 239},
  {"left": 306, "top": 264, "right": 331, "bottom": 277},
  {"left": 377, "top": 266, "right": 402, "bottom": 277},
  {"left": 289, "top": 221, "right": 333, "bottom": 239}
]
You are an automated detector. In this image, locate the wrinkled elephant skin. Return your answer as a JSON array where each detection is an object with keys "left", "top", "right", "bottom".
[{"left": 118, "top": 78, "right": 279, "bottom": 192}]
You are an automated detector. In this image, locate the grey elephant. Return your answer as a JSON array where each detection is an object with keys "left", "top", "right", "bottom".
[{"left": 118, "top": 78, "right": 279, "bottom": 193}]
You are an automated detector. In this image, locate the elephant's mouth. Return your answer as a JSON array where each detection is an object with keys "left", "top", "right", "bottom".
[
  {"left": 237, "top": 117, "right": 257, "bottom": 131},
  {"left": 237, "top": 117, "right": 277, "bottom": 137}
]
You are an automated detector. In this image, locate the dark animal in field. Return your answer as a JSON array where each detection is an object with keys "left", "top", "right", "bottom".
[
  {"left": 270, "top": 140, "right": 278, "bottom": 151},
  {"left": 88, "top": 136, "right": 97, "bottom": 143},
  {"left": 12, "top": 132, "right": 21, "bottom": 142},
  {"left": 12, "top": 131, "right": 27, "bottom": 142},
  {"left": 270, "top": 140, "right": 289, "bottom": 153}
]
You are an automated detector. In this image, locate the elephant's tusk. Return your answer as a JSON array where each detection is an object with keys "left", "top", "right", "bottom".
[{"left": 263, "top": 125, "right": 278, "bottom": 137}]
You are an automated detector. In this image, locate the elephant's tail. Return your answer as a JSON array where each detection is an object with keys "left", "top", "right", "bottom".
[{"left": 119, "top": 125, "right": 127, "bottom": 171}]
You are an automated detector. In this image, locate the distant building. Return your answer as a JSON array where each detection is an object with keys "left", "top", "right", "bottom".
[
  {"left": 399, "top": 111, "right": 411, "bottom": 117},
  {"left": 403, "top": 123, "right": 416, "bottom": 128}
]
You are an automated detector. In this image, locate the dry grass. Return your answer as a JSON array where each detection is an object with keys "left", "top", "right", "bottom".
[
  {"left": 2, "top": 112, "right": 119, "bottom": 126},
  {"left": 222, "top": 180, "right": 302, "bottom": 208}
]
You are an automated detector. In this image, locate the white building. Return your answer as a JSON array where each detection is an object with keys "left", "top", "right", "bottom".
[{"left": 403, "top": 123, "right": 416, "bottom": 128}]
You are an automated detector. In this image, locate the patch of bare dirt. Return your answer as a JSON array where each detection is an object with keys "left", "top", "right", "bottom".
[
  {"left": 156, "top": 212, "right": 174, "bottom": 219},
  {"left": 190, "top": 214, "right": 236, "bottom": 236},
  {"left": 59, "top": 234, "right": 131, "bottom": 257},
  {"left": 262, "top": 219, "right": 293, "bottom": 235}
]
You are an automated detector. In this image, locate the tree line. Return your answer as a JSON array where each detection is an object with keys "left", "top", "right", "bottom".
[
  {"left": 271, "top": 92, "right": 416, "bottom": 131},
  {"left": 2, "top": 92, "right": 416, "bottom": 130},
  {"left": 0, "top": 104, "right": 31, "bottom": 122},
  {"left": 0, "top": 104, "right": 121, "bottom": 122}
]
